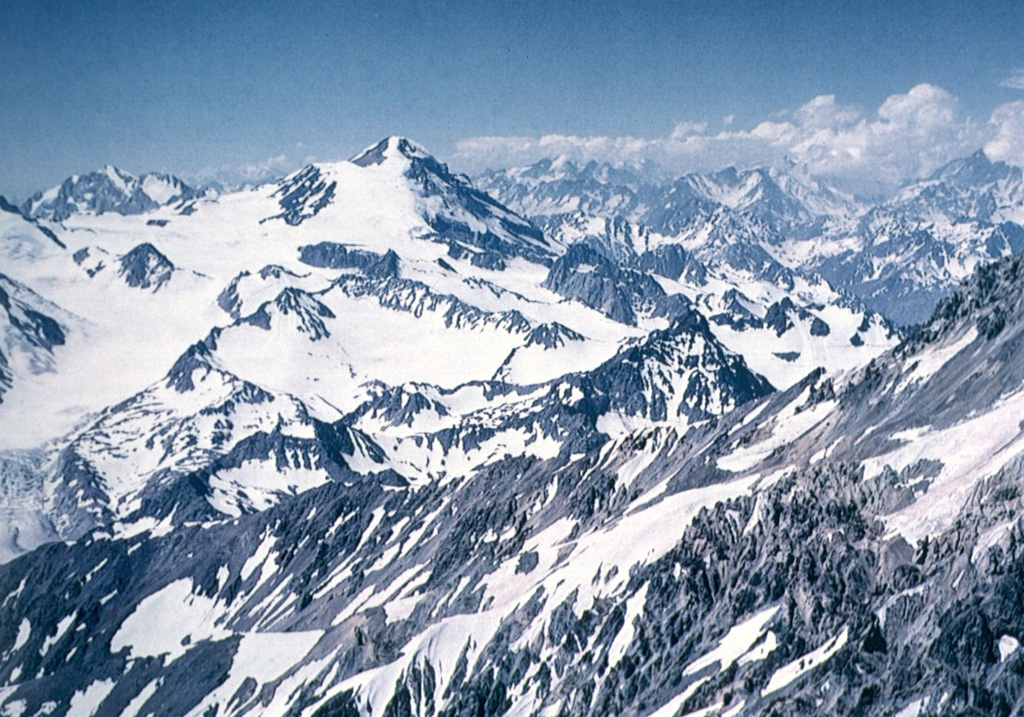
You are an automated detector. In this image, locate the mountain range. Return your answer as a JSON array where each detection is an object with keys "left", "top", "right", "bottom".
[
  {"left": 479, "top": 149, "right": 1024, "bottom": 327},
  {"left": 1, "top": 138, "right": 1024, "bottom": 716}
]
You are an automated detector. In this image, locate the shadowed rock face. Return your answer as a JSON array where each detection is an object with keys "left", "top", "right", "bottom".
[
  {"left": 270, "top": 165, "right": 337, "bottom": 226},
  {"left": 635, "top": 243, "right": 705, "bottom": 283},
  {"left": 0, "top": 195, "right": 21, "bottom": 216},
  {"left": 571, "top": 309, "right": 774, "bottom": 423},
  {"left": 524, "top": 323, "right": 585, "bottom": 350},
  {"left": 298, "top": 242, "right": 386, "bottom": 272},
  {"left": 0, "top": 277, "right": 65, "bottom": 353},
  {"left": 542, "top": 243, "right": 670, "bottom": 325},
  {"left": 117, "top": 243, "right": 175, "bottom": 290},
  {"left": 240, "top": 288, "right": 336, "bottom": 341}
]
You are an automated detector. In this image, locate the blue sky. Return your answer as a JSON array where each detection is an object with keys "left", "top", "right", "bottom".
[{"left": 2, "top": 0, "right": 1024, "bottom": 197}]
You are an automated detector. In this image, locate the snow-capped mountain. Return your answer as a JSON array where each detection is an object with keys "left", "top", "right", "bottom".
[
  {"left": 806, "top": 151, "right": 1024, "bottom": 324},
  {"left": 271, "top": 137, "right": 557, "bottom": 266},
  {"left": 4, "top": 136, "right": 1013, "bottom": 717},
  {"left": 476, "top": 157, "right": 661, "bottom": 219},
  {"left": 4, "top": 249, "right": 1024, "bottom": 715},
  {"left": 478, "top": 159, "right": 858, "bottom": 237},
  {"left": 20, "top": 165, "right": 203, "bottom": 221},
  {"left": 671, "top": 165, "right": 857, "bottom": 232},
  {"left": 482, "top": 151, "right": 1024, "bottom": 327},
  {"left": 887, "top": 149, "right": 1024, "bottom": 224},
  {"left": 0, "top": 137, "right": 897, "bottom": 558},
  {"left": 485, "top": 166, "right": 898, "bottom": 388}
]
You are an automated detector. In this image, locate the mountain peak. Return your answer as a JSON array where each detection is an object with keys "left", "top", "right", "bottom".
[
  {"left": 927, "top": 148, "right": 1012, "bottom": 186},
  {"left": 967, "top": 147, "right": 991, "bottom": 163},
  {"left": 97, "top": 164, "right": 136, "bottom": 193},
  {"left": 101, "top": 163, "right": 129, "bottom": 176},
  {"left": 118, "top": 242, "right": 175, "bottom": 291},
  {"left": 350, "top": 136, "right": 432, "bottom": 167}
]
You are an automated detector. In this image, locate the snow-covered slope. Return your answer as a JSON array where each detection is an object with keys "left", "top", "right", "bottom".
[
  {"left": 0, "top": 137, "right": 807, "bottom": 551},
  {"left": 29, "top": 258, "right": 774, "bottom": 544},
  {"left": 4, "top": 253, "right": 1024, "bottom": 716},
  {"left": 0, "top": 273, "right": 70, "bottom": 404},
  {"left": 0, "top": 140, "right": 576, "bottom": 448}
]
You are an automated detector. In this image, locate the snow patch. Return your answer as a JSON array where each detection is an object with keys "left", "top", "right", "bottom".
[
  {"left": 762, "top": 626, "right": 848, "bottom": 696},
  {"left": 65, "top": 679, "right": 115, "bottom": 717},
  {"left": 110, "top": 579, "right": 229, "bottom": 662},
  {"left": 11, "top": 620, "right": 29, "bottom": 652},
  {"left": 683, "top": 605, "right": 779, "bottom": 675},
  {"left": 999, "top": 635, "right": 1020, "bottom": 662}
]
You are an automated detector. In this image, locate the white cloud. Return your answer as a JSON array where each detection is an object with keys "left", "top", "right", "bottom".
[
  {"left": 190, "top": 153, "right": 298, "bottom": 189},
  {"left": 1000, "top": 70, "right": 1024, "bottom": 90},
  {"left": 793, "top": 94, "right": 860, "bottom": 129},
  {"left": 787, "top": 84, "right": 980, "bottom": 188},
  {"left": 670, "top": 120, "right": 709, "bottom": 139},
  {"left": 985, "top": 101, "right": 1024, "bottom": 166},
  {"left": 456, "top": 84, "right": 1022, "bottom": 193}
]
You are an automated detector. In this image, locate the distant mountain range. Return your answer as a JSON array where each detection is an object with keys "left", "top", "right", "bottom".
[{"left": 479, "top": 149, "right": 1024, "bottom": 326}]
